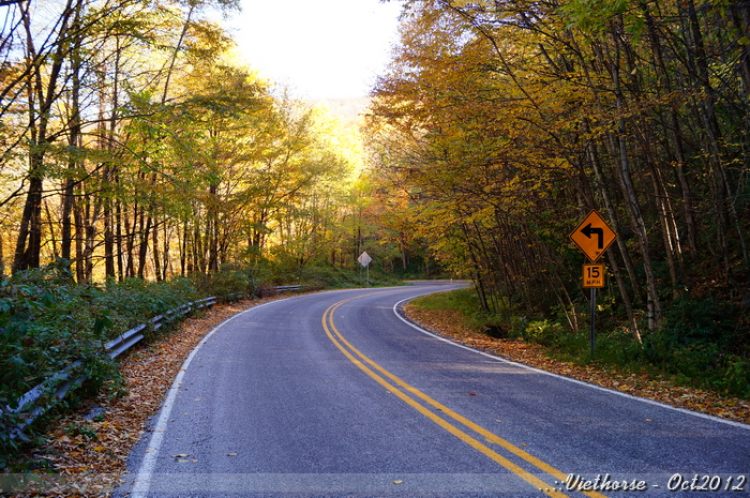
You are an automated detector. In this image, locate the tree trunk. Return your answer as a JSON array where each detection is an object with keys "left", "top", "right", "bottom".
[
  {"left": 606, "top": 25, "right": 663, "bottom": 330},
  {"left": 686, "top": 0, "right": 749, "bottom": 269},
  {"left": 152, "top": 217, "right": 162, "bottom": 281},
  {"left": 136, "top": 212, "right": 152, "bottom": 279},
  {"left": 13, "top": 0, "right": 75, "bottom": 273},
  {"left": 0, "top": 233, "right": 4, "bottom": 279},
  {"left": 61, "top": 48, "right": 81, "bottom": 263},
  {"left": 116, "top": 196, "right": 124, "bottom": 281},
  {"left": 104, "top": 37, "right": 121, "bottom": 279},
  {"left": 74, "top": 195, "right": 85, "bottom": 282},
  {"left": 585, "top": 135, "right": 641, "bottom": 341}
]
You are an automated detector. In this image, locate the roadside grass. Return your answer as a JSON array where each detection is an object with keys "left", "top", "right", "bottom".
[
  {"left": 410, "top": 287, "right": 527, "bottom": 337},
  {"left": 410, "top": 288, "right": 496, "bottom": 330}
]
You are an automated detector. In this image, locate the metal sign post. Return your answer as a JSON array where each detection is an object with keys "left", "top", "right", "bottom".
[
  {"left": 582, "top": 264, "right": 605, "bottom": 356},
  {"left": 570, "top": 210, "right": 617, "bottom": 356},
  {"left": 590, "top": 288, "right": 597, "bottom": 356}
]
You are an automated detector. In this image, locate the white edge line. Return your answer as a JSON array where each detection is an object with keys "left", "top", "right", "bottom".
[
  {"left": 129, "top": 298, "right": 290, "bottom": 497},
  {"left": 392, "top": 295, "right": 750, "bottom": 431}
]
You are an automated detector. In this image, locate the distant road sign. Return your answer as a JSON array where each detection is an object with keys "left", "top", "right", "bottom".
[
  {"left": 570, "top": 210, "right": 617, "bottom": 262},
  {"left": 358, "top": 252, "right": 372, "bottom": 267},
  {"left": 583, "top": 264, "right": 605, "bottom": 288}
]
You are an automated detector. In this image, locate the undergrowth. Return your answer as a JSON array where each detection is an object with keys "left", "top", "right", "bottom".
[
  {"left": 0, "top": 261, "right": 201, "bottom": 465},
  {"left": 248, "top": 260, "right": 404, "bottom": 290},
  {"left": 411, "top": 288, "right": 526, "bottom": 334}
]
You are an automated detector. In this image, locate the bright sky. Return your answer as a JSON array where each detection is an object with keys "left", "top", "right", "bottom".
[{"left": 221, "top": 0, "right": 404, "bottom": 100}]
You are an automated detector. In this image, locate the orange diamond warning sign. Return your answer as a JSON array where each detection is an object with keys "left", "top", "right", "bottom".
[{"left": 570, "top": 210, "right": 617, "bottom": 262}]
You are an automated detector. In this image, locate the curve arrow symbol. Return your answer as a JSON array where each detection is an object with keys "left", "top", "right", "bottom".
[{"left": 581, "top": 223, "right": 604, "bottom": 249}]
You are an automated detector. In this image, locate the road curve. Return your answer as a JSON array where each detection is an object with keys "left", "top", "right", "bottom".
[{"left": 117, "top": 283, "right": 750, "bottom": 498}]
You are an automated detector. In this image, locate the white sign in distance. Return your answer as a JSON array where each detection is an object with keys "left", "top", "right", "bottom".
[{"left": 358, "top": 252, "right": 372, "bottom": 267}]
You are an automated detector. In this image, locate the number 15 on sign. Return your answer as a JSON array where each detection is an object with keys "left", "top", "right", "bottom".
[{"left": 583, "top": 264, "right": 605, "bottom": 288}]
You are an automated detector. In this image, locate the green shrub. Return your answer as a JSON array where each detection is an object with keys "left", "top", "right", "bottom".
[
  {"left": 411, "top": 287, "right": 516, "bottom": 335},
  {"left": 298, "top": 265, "right": 360, "bottom": 288},
  {"left": 96, "top": 276, "right": 199, "bottom": 333},
  {"left": 413, "top": 287, "right": 479, "bottom": 313},
  {"left": 0, "top": 264, "right": 116, "bottom": 463},
  {"left": 522, "top": 319, "right": 566, "bottom": 347},
  {"left": 0, "top": 262, "right": 204, "bottom": 462},
  {"left": 190, "top": 265, "right": 251, "bottom": 300},
  {"left": 640, "top": 296, "right": 743, "bottom": 388},
  {"left": 717, "top": 356, "right": 750, "bottom": 397},
  {"left": 0, "top": 265, "right": 116, "bottom": 407}
]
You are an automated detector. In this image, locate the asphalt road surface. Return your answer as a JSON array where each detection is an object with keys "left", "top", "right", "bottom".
[{"left": 117, "top": 283, "right": 750, "bottom": 498}]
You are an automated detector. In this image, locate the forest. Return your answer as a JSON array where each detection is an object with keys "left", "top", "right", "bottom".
[
  {"left": 1, "top": 0, "right": 750, "bottom": 432},
  {"left": 366, "top": 0, "right": 750, "bottom": 393},
  {"left": 0, "top": 0, "right": 390, "bottom": 288},
  {"left": 0, "top": 0, "right": 413, "bottom": 460}
]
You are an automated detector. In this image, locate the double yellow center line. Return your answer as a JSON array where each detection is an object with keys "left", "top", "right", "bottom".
[{"left": 321, "top": 295, "right": 608, "bottom": 498}]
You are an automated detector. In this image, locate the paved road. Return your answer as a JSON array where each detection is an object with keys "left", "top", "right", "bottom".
[{"left": 117, "top": 283, "right": 750, "bottom": 497}]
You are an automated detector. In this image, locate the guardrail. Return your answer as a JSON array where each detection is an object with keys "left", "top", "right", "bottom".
[
  {"left": 256, "top": 284, "right": 308, "bottom": 296},
  {"left": 271, "top": 285, "right": 305, "bottom": 292},
  {"left": 3, "top": 285, "right": 307, "bottom": 439},
  {"left": 104, "top": 297, "right": 218, "bottom": 360}
]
